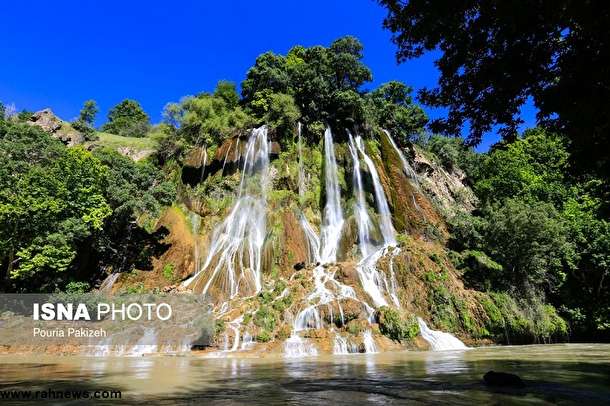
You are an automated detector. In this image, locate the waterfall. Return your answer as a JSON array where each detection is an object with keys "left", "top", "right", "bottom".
[
  {"left": 99, "top": 272, "right": 119, "bottom": 293},
  {"left": 199, "top": 147, "right": 208, "bottom": 182},
  {"left": 319, "top": 127, "right": 344, "bottom": 263},
  {"left": 347, "top": 131, "right": 400, "bottom": 308},
  {"left": 297, "top": 122, "right": 321, "bottom": 264},
  {"left": 348, "top": 133, "right": 375, "bottom": 257},
  {"left": 382, "top": 129, "right": 418, "bottom": 182},
  {"left": 300, "top": 215, "right": 321, "bottom": 264},
  {"left": 127, "top": 328, "right": 158, "bottom": 357},
  {"left": 354, "top": 135, "right": 396, "bottom": 246},
  {"left": 362, "top": 330, "right": 378, "bottom": 353},
  {"left": 417, "top": 317, "right": 468, "bottom": 351},
  {"left": 182, "top": 126, "right": 269, "bottom": 298},
  {"left": 284, "top": 334, "right": 318, "bottom": 358},
  {"left": 285, "top": 127, "right": 363, "bottom": 358},
  {"left": 297, "top": 122, "right": 306, "bottom": 199},
  {"left": 333, "top": 334, "right": 359, "bottom": 354}
]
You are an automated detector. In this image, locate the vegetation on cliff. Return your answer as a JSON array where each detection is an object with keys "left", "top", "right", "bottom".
[{"left": 0, "top": 32, "right": 607, "bottom": 344}]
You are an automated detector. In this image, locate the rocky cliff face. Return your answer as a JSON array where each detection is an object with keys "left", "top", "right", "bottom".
[
  {"left": 27, "top": 109, "right": 85, "bottom": 146},
  {"left": 109, "top": 126, "right": 504, "bottom": 356}
]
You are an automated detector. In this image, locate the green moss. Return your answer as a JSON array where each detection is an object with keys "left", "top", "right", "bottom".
[
  {"left": 376, "top": 306, "right": 419, "bottom": 342},
  {"left": 257, "top": 329, "right": 272, "bottom": 342},
  {"left": 254, "top": 305, "right": 277, "bottom": 331},
  {"left": 481, "top": 292, "right": 568, "bottom": 344},
  {"left": 162, "top": 263, "right": 175, "bottom": 281},
  {"left": 214, "top": 319, "right": 226, "bottom": 335}
]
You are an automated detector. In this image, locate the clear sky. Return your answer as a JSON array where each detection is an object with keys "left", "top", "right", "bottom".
[{"left": 0, "top": 0, "right": 535, "bottom": 151}]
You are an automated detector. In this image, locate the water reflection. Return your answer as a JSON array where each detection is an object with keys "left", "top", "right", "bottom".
[
  {"left": 1, "top": 345, "right": 609, "bottom": 405},
  {"left": 424, "top": 349, "right": 468, "bottom": 375}
]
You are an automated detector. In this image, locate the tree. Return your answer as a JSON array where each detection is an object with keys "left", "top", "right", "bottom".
[
  {"left": 214, "top": 81, "right": 239, "bottom": 108},
  {"left": 481, "top": 199, "right": 574, "bottom": 294},
  {"left": 366, "top": 81, "right": 427, "bottom": 141},
  {"left": 379, "top": 0, "right": 610, "bottom": 179},
  {"left": 79, "top": 100, "right": 98, "bottom": 125},
  {"left": 73, "top": 100, "right": 99, "bottom": 141},
  {"left": 163, "top": 82, "right": 254, "bottom": 147},
  {"left": 102, "top": 99, "right": 150, "bottom": 138},
  {"left": 475, "top": 128, "right": 570, "bottom": 206}
]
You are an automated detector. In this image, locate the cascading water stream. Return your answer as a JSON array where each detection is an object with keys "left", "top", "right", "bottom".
[
  {"left": 382, "top": 129, "right": 418, "bottom": 182},
  {"left": 183, "top": 126, "right": 269, "bottom": 300},
  {"left": 354, "top": 135, "right": 396, "bottom": 246},
  {"left": 347, "top": 131, "right": 400, "bottom": 308},
  {"left": 297, "top": 122, "right": 321, "bottom": 264},
  {"left": 286, "top": 127, "right": 371, "bottom": 357},
  {"left": 319, "top": 127, "right": 344, "bottom": 264},
  {"left": 417, "top": 317, "right": 468, "bottom": 351},
  {"left": 348, "top": 133, "right": 375, "bottom": 258}
]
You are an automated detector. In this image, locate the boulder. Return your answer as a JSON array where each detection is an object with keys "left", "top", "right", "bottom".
[
  {"left": 483, "top": 371, "right": 525, "bottom": 388},
  {"left": 27, "top": 108, "right": 84, "bottom": 146}
]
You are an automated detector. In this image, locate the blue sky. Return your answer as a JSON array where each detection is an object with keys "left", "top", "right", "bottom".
[{"left": 0, "top": 0, "right": 535, "bottom": 151}]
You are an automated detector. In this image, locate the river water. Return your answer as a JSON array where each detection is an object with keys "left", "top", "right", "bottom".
[{"left": 1, "top": 344, "right": 609, "bottom": 405}]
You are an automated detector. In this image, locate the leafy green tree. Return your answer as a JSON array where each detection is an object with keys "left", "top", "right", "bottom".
[
  {"left": 379, "top": 0, "right": 610, "bottom": 179},
  {"left": 0, "top": 120, "right": 174, "bottom": 292},
  {"left": 163, "top": 82, "right": 253, "bottom": 148},
  {"left": 72, "top": 100, "right": 99, "bottom": 141},
  {"left": 475, "top": 128, "right": 570, "bottom": 206},
  {"left": 482, "top": 199, "right": 574, "bottom": 294},
  {"left": 366, "top": 81, "right": 427, "bottom": 141},
  {"left": 241, "top": 36, "right": 375, "bottom": 135},
  {"left": 0, "top": 123, "right": 111, "bottom": 290},
  {"left": 102, "top": 99, "right": 150, "bottom": 138},
  {"left": 79, "top": 100, "right": 98, "bottom": 125},
  {"left": 214, "top": 80, "right": 239, "bottom": 108}
]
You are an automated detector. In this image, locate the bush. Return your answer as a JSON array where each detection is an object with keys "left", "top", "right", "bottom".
[{"left": 376, "top": 306, "right": 419, "bottom": 342}]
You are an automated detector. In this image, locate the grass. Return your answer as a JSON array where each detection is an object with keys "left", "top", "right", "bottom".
[{"left": 92, "top": 131, "right": 157, "bottom": 151}]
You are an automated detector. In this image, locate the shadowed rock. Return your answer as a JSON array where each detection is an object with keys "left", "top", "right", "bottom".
[{"left": 483, "top": 371, "right": 525, "bottom": 388}]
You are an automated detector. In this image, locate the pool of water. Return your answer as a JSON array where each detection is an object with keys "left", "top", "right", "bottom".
[{"left": 1, "top": 344, "right": 609, "bottom": 405}]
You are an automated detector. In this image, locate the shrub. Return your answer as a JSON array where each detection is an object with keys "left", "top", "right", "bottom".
[{"left": 376, "top": 306, "right": 419, "bottom": 342}]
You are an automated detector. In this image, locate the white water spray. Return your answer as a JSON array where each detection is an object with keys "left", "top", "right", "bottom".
[
  {"left": 417, "top": 317, "right": 468, "bottom": 351},
  {"left": 183, "top": 127, "right": 270, "bottom": 299},
  {"left": 319, "top": 127, "right": 344, "bottom": 263}
]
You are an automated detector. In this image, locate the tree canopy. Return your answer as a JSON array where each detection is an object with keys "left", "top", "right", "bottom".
[
  {"left": 379, "top": 0, "right": 610, "bottom": 180},
  {"left": 102, "top": 99, "right": 150, "bottom": 138}
]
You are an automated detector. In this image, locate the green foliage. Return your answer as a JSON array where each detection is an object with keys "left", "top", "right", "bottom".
[
  {"left": 475, "top": 129, "right": 570, "bottom": 205},
  {"left": 248, "top": 91, "right": 300, "bottom": 138},
  {"left": 376, "top": 306, "right": 419, "bottom": 342},
  {"left": 241, "top": 36, "right": 422, "bottom": 136},
  {"left": 213, "top": 80, "right": 239, "bottom": 108},
  {"left": 124, "top": 282, "right": 145, "bottom": 294},
  {"left": 366, "top": 81, "right": 427, "bottom": 141},
  {"left": 379, "top": 0, "right": 610, "bottom": 179},
  {"left": 65, "top": 281, "right": 90, "bottom": 294},
  {"left": 0, "top": 121, "right": 174, "bottom": 292},
  {"left": 481, "top": 292, "right": 568, "bottom": 344},
  {"left": 71, "top": 100, "right": 100, "bottom": 141},
  {"left": 102, "top": 99, "right": 150, "bottom": 138},
  {"left": 253, "top": 305, "right": 277, "bottom": 332},
  {"left": 214, "top": 319, "right": 225, "bottom": 336},
  {"left": 162, "top": 263, "right": 175, "bottom": 281},
  {"left": 79, "top": 100, "right": 98, "bottom": 125},
  {"left": 163, "top": 83, "right": 253, "bottom": 148},
  {"left": 425, "top": 135, "right": 480, "bottom": 178},
  {"left": 257, "top": 329, "right": 272, "bottom": 342}
]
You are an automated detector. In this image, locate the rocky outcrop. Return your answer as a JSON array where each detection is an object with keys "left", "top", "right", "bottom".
[
  {"left": 27, "top": 109, "right": 84, "bottom": 146},
  {"left": 413, "top": 146, "right": 477, "bottom": 218}
]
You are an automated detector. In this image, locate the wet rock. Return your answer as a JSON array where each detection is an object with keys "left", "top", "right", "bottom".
[
  {"left": 293, "top": 261, "right": 306, "bottom": 271},
  {"left": 483, "top": 371, "right": 525, "bottom": 388}
]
